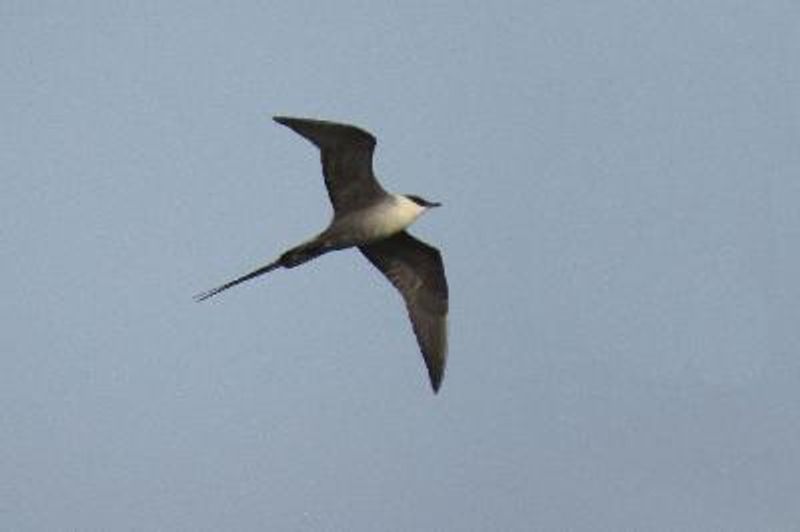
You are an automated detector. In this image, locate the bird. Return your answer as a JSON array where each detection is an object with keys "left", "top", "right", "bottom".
[{"left": 195, "top": 117, "right": 449, "bottom": 393}]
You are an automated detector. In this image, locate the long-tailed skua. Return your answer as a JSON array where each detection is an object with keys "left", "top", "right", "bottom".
[{"left": 195, "top": 117, "right": 449, "bottom": 392}]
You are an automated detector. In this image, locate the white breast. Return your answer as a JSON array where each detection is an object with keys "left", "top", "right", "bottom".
[{"left": 361, "top": 195, "right": 426, "bottom": 240}]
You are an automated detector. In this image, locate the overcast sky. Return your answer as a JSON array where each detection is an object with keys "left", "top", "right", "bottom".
[{"left": 2, "top": 2, "right": 799, "bottom": 530}]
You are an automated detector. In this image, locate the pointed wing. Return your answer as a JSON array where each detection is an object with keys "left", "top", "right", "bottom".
[
  {"left": 359, "top": 232, "right": 449, "bottom": 392},
  {"left": 274, "top": 116, "right": 387, "bottom": 213}
]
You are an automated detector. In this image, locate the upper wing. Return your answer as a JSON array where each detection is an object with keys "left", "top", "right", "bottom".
[
  {"left": 274, "top": 116, "right": 387, "bottom": 213},
  {"left": 359, "top": 231, "right": 449, "bottom": 393}
]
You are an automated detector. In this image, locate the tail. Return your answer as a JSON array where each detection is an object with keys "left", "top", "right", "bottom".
[{"left": 194, "top": 240, "right": 331, "bottom": 302}]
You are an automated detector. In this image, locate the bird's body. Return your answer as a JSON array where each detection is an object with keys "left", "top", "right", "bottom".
[
  {"left": 196, "top": 117, "right": 449, "bottom": 392},
  {"left": 325, "top": 194, "right": 428, "bottom": 244}
]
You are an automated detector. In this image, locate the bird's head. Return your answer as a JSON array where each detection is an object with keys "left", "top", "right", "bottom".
[{"left": 404, "top": 194, "right": 442, "bottom": 210}]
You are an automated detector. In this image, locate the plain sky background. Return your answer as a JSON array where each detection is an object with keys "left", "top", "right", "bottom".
[{"left": 2, "top": 2, "right": 799, "bottom": 530}]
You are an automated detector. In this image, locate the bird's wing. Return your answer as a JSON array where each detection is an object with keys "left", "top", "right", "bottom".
[
  {"left": 359, "top": 231, "right": 449, "bottom": 392},
  {"left": 274, "top": 116, "right": 387, "bottom": 213}
]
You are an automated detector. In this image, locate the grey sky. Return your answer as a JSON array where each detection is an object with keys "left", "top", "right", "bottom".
[{"left": 2, "top": 2, "right": 799, "bottom": 530}]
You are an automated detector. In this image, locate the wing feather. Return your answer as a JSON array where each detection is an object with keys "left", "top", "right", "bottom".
[
  {"left": 274, "top": 117, "right": 387, "bottom": 213},
  {"left": 359, "top": 232, "right": 449, "bottom": 392}
]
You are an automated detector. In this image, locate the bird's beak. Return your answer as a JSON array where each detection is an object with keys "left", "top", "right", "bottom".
[{"left": 428, "top": 202, "right": 442, "bottom": 208}]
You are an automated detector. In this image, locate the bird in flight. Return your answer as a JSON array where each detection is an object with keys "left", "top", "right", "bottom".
[{"left": 195, "top": 117, "right": 449, "bottom": 392}]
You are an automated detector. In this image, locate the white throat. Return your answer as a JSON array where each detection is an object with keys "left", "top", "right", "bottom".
[
  {"left": 360, "top": 194, "right": 427, "bottom": 240},
  {"left": 391, "top": 194, "right": 427, "bottom": 220}
]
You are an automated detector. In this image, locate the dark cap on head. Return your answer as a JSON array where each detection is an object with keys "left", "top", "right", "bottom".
[{"left": 405, "top": 194, "right": 441, "bottom": 208}]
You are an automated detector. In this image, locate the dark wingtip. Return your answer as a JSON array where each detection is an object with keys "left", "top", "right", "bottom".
[
  {"left": 274, "top": 116, "right": 308, "bottom": 130},
  {"left": 429, "top": 371, "right": 443, "bottom": 394},
  {"left": 272, "top": 116, "right": 317, "bottom": 138},
  {"left": 272, "top": 115, "right": 376, "bottom": 147},
  {"left": 273, "top": 116, "right": 299, "bottom": 130}
]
